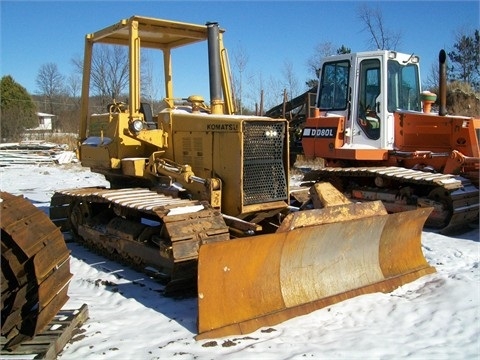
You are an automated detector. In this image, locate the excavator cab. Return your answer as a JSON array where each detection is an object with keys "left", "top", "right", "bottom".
[{"left": 303, "top": 51, "right": 421, "bottom": 159}]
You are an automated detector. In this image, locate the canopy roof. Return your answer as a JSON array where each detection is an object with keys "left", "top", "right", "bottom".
[{"left": 86, "top": 15, "right": 223, "bottom": 50}]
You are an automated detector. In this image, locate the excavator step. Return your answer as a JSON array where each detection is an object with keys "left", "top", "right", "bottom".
[{"left": 0, "top": 304, "right": 89, "bottom": 360}]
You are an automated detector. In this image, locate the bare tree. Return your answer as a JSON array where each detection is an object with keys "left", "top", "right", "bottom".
[
  {"left": 305, "top": 42, "right": 351, "bottom": 88},
  {"left": 66, "top": 73, "right": 81, "bottom": 100},
  {"left": 307, "top": 41, "right": 336, "bottom": 79},
  {"left": 232, "top": 42, "right": 249, "bottom": 114},
  {"left": 141, "top": 51, "right": 161, "bottom": 112},
  {"left": 424, "top": 62, "right": 440, "bottom": 91},
  {"left": 94, "top": 45, "right": 129, "bottom": 100},
  {"left": 264, "top": 75, "right": 284, "bottom": 112},
  {"left": 282, "top": 60, "right": 300, "bottom": 105},
  {"left": 243, "top": 70, "right": 263, "bottom": 114},
  {"left": 243, "top": 71, "right": 281, "bottom": 114},
  {"left": 72, "top": 44, "right": 129, "bottom": 105},
  {"left": 35, "top": 62, "right": 65, "bottom": 114},
  {"left": 357, "top": 4, "right": 401, "bottom": 50}
]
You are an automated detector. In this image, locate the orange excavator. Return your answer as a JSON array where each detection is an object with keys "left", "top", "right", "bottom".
[
  {"left": 299, "top": 49, "right": 479, "bottom": 234},
  {"left": 47, "top": 16, "right": 436, "bottom": 340}
]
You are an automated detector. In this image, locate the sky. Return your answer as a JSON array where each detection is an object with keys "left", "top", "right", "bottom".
[{"left": 1, "top": 0, "right": 479, "bottom": 109}]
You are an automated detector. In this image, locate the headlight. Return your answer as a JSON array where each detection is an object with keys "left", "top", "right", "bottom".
[
  {"left": 265, "top": 130, "right": 278, "bottom": 137},
  {"left": 130, "top": 119, "right": 144, "bottom": 133}
]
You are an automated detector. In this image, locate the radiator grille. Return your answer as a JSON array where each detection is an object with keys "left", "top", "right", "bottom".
[{"left": 243, "top": 121, "right": 288, "bottom": 205}]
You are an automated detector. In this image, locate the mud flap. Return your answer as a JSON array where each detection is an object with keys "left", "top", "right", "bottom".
[{"left": 196, "top": 206, "right": 435, "bottom": 340}]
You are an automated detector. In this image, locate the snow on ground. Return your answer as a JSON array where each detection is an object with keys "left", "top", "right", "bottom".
[{"left": 1, "top": 163, "right": 479, "bottom": 359}]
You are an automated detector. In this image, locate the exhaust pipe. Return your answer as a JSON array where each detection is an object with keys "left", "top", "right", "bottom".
[
  {"left": 439, "top": 49, "right": 447, "bottom": 116},
  {"left": 206, "top": 22, "right": 224, "bottom": 114}
]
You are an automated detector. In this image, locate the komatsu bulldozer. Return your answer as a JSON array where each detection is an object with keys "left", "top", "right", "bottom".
[
  {"left": 49, "top": 16, "right": 436, "bottom": 340},
  {"left": 300, "top": 50, "right": 479, "bottom": 234}
]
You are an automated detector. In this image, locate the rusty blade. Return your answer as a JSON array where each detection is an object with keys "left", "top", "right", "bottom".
[{"left": 196, "top": 207, "right": 435, "bottom": 340}]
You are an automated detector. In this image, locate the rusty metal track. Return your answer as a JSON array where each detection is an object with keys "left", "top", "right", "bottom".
[
  {"left": 54, "top": 187, "right": 204, "bottom": 213},
  {"left": 302, "top": 166, "right": 479, "bottom": 233},
  {"left": 304, "top": 166, "right": 463, "bottom": 189},
  {"left": 1, "top": 192, "right": 72, "bottom": 350},
  {"left": 1, "top": 304, "right": 89, "bottom": 360},
  {"left": 49, "top": 187, "right": 229, "bottom": 295}
]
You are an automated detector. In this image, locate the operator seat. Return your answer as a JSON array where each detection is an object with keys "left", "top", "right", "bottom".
[
  {"left": 357, "top": 106, "right": 380, "bottom": 140},
  {"left": 140, "top": 102, "right": 157, "bottom": 129}
]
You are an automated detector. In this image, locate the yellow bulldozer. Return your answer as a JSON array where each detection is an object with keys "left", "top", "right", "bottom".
[{"left": 49, "top": 15, "right": 435, "bottom": 340}]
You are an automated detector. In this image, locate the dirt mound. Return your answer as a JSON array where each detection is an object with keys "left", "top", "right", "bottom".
[{"left": 446, "top": 88, "right": 480, "bottom": 117}]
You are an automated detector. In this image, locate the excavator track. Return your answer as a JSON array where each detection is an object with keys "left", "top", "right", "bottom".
[
  {"left": 1, "top": 192, "right": 72, "bottom": 350},
  {"left": 302, "top": 166, "right": 479, "bottom": 233},
  {"left": 49, "top": 187, "right": 230, "bottom": 295}
]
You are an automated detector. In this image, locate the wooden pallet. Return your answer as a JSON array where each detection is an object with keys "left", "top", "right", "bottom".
[{"left": 1, "top": 304, "right": 89, "bottom": 360}]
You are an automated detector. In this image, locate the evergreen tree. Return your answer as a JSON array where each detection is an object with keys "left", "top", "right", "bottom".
[
  {"left": 1, "top": 76, "right": 37, "bottom": 141},
  {"left": 448, "top": 29, "right": 480, "bottom": 90},
  {"left": 336, "top": 45, "right": 351, "bottom": 54}
]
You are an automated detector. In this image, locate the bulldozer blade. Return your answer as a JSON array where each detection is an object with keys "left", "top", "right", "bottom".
[{"left": 196, "top": 206, "right": 435, "bottom": 340}]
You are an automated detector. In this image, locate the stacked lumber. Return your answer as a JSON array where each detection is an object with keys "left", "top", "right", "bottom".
[{"left": 0, "top": 141, "right": 76, "bottom": 165}]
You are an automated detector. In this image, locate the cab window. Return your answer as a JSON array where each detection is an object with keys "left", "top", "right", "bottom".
[
  {"left": 318, "top": 60, "right": 349, "bottom": 110},
  {"left": 387, "top": 60, "right": 421, "bottom": 112},
  {"left": 357, "top": 58, "right": 381, "bottom": 140}
]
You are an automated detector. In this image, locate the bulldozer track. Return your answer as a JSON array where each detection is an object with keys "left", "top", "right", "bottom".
[
  {"left": 302, "top": 166, "right": 479, "bottom": 233},
  {"left": 49, "top": 187, "right": 230, "bottom": 295},
  {"left": 1, "top": 192, "right": 72, "bottom": 351}
]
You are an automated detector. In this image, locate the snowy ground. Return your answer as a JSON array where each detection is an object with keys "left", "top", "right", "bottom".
[{"left": 1, "top": 163, "right": 479, "bottom": 359}]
